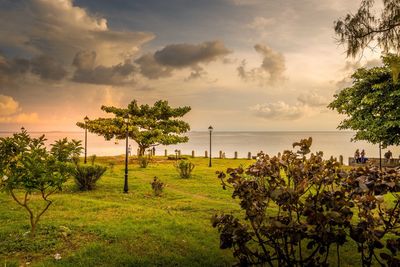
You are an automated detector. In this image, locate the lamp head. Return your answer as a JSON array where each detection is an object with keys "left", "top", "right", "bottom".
[
  {"left": 84, "top": 116, "right": 89, "bottom": 123},
  {"left": 208, "top": 125, "right": 213, "bottom": 132}
]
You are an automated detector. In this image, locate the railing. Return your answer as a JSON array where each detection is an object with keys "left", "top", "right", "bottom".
[{"left": 348, "top": 157, "right": 400, "bottom": 167}]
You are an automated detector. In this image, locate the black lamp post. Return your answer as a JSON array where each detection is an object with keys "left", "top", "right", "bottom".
[
  {"left": 124, "top": 115, "right": 129, "bottom": 193},
  {"left": 208, "top": 125, "right": 213, "bottom": 167},
  {"left": 84, "top": 116, "right": 89, "bottom": 164}
]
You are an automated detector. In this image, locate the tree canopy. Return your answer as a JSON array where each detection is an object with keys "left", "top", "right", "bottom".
[
  {"left": 328, "top": 54, "right": 400, "bottom": 147},
  {"left": 77, "top": 100, "right": 191, "bottom": 156},
  {"left": 334, "top": 0, "right": 400, "bottom": 57}
]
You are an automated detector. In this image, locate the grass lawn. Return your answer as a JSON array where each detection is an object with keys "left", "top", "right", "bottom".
[
  {"left": 0, "top": 156, "right": 384, "bottom": 266},
  {"left": 0, "top": 156, "right": 251, "bottom": 267}
]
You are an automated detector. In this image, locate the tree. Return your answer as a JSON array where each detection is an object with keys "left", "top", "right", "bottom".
[
  {"left": 328, "top": 54, "right": 400, "bottom": 149},
  {"left": 334, "top": 0, "right": 400, "bottom": 57},
  {"left": 76, "top": 100, "right": 191, "bottom": 156},
  {"left": 0, "top": 129, "right": 79, "bottom": 237}
]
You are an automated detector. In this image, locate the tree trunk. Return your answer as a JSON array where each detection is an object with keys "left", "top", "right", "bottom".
[{"left": 138, "top": 146, "right": 147, "bottom": 156}]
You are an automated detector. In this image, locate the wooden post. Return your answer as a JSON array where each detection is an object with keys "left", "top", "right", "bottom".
[
  {"left": 248, "top": 152, "right": 251, "bottom": 159},
  {"left": 192, "top": 150, "right": 195, "bottom": 158},
  {"left": 339, "top": 155, "right": 343, "bottom": 165},
  {"left": 219, "top": 150, "right": 222, "bottom": 159},
  {"left": 234, "top": 151, "right": 238, "bottom": 159},
  {"left": 205, "top": 150, "right": 208, "bottom": 158},
  {"left": 164, "top": 149, "right": 167, "bottom": 157}
]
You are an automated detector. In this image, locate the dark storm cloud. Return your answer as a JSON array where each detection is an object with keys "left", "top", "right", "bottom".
[
  {"left": 154, "top": 41, "right": 231, "bottom": 67},
  {"left": 0, "top": 54, "right": 30, "bottom": 84},
  {"left": 134, "top": 53, "right": 173, "bottom": 79},
  {"left": 135, "top": 40, "right": 231, "bottom": 79},
  {"left": 0, "top": 53, "right": 66, "bottom": 83},
  {"left": 72, "top": 51, "right": 137, "bottom": 85},
  {"left": 30, "top": 55, "right": 67, "bottom": 81}
]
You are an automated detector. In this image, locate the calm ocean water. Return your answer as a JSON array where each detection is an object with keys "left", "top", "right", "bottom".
[{"left": 1, "top": 131, "right": 399, "bottom": 163}]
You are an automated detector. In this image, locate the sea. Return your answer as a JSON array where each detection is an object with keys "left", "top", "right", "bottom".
[{"left": 1, "top": 131, "right": 399, "bottom": 164}]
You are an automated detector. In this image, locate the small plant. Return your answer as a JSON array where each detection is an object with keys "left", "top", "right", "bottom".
[
  {"left": 89, "top": 154, "right": 97, "bottom": 165},
  {"left": 74, "top": 164, "right": 107, "bottom": 191},
  {"left": 175, "top": 160, "right": 195, "bottom": 179},
  {"left": 0, "top": 129, "right": 76, "bottom": 237},
  {"left": 151, "top": 176, "right": 165, "bottom": 196},
  {"left": 138, "top": 156, "right": 149, "bottom": 168}
]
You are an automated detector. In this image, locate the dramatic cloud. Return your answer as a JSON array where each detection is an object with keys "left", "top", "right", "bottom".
[
  {"left": 30, "top": 55, "right": 67, "bottom": 81},
  {"left": 0, "top": 95, "right": 38, "bottom": 124},
  {"left": 0, "top": 53, "right": 66, "bottom": 83},
  {"left": 250, "top": 101, "right": 305, "bottom": 120},
  {"left": 297, "top": 92, "right": 329, "bottom": 107},
  {"left": 135, "top": 41, "right": 231, "bottom": 79},
  {"left": 0, "top": 0, "right": 154, "bottom": 65},
  {"left": 0, "top": 94, "right": 20, "bottom": 116},
  {"left": 134, "top": 54, "right": 173, "bottom": 80},
  {"left": 72, "top": 51, "right": 136, "bottom": 85},
  {"left": 238, "top": 44, "right": 286, "bottom": 84},
  {"left": 0, "top": 54, "right": 30, "bottom": 84}
]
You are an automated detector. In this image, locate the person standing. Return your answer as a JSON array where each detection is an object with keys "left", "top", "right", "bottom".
[
  {"left": 354, "top": 149, "right": 360, "bottom": 163},
  {"left": 360, "top": 149, "right": 366, "bottom": 163}
]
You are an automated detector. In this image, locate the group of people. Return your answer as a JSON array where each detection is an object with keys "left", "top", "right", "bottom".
[{"left": 354, "top": 149, "right": 367, "bottom": 163}]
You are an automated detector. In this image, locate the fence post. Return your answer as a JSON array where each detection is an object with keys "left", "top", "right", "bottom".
[
  {"left": 339, "top": 155, "right": 343, "bottom": 165},
  {"left": 219, "top": 150, "right": 222, "bottom": 159},
  {"left": 192, "top": 150, "right": 195, "bottom": 158},
  {"left": 248, "top": 152, "right": 251, "bottom": 159},
  {"left": 205, "top": 150, "right": 208, "bottom": 158},
  {"left": 165, "top": 149, "right": 167, "bottom": 157},
  {"left": 234, "top": 151, "right": 238, "bottom": 159}
]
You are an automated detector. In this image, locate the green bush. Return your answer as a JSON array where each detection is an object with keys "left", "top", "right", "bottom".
[
  {"left": 74, "top": 164, "right": 107, "bottom": 191},
  {"left": 150, "top": 176, "right": 165, "bottom": 196},
  {"left": 175, "top": 160, "right": 195, "bottom": 179},
  {"left": 138, "top": 156, "right": 149, "bottom": 168},
  {"left": 213, "top": 137, "right": 400, "bottom": 267}
]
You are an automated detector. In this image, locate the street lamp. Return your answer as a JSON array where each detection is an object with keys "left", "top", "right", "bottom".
[
  {"left": 208, "top": 125, "right": 213, "bottom": 167},
  {"left": 124, "top": 115, "right": 129, "bottom": 193},
  {"left": 84, "top": 116, "right": 89, "bottom": 164}
]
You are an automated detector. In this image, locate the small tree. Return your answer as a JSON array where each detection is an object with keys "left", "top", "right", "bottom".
[
  {"left": 76, "top": 100, "right": 191, "bottom": 156},
  {"left": 51, "top": 137, "right": 82, "bottom": 164},
  {"left": 0, "top": 129, "right": 78, "bottom": 237}
]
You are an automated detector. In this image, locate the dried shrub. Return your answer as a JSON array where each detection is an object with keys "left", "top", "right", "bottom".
[
  {"left": 212, "top": 137, "right": 400, "bottom": 267},
  {"left": 175, "top": 160, "right": 195, "bottom": 179},
  {"left": 151, "top": 176, "right": 165, "bottom": 196}
]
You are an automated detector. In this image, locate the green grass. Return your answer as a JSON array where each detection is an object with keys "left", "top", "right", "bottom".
[
  {"left": 0, "top": 156, "right": 250, "bottom": 267},
  {"left": 0, "top": 156, "right": 388, "bottom": 266}
]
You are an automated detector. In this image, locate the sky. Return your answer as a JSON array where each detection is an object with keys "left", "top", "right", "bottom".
[{"left": 0, "top": 0, "right": 384, "bottom": 132}]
